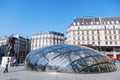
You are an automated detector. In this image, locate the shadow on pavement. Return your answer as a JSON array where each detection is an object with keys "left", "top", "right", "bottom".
[
  {"left": 9, "top": 69, "right": 25, "bottom": 73},
  {"left": 8, "top": 79, "right": 19, "bottom": 80}
]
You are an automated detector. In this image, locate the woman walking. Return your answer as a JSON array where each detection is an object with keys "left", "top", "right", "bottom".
[{"left": 4, "top": 58, "right": 10, "bottom": 73}]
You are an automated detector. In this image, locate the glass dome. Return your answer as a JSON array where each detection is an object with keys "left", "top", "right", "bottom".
[{"left": 25, "top": 44, "right": 117, "bottom": 73}]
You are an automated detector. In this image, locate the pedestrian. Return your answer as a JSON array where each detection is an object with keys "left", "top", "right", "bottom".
[
  {"left": 13, "top": 58, "right": 18, "bottom": 67},
  {"left": 4, "top": 58, "right": 10, "bottom": 73}
]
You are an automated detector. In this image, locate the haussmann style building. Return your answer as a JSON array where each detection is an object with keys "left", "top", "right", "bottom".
[
  {"left": 31, "top": 31, "right": 65, "bottom": 50},
  {"left": 0, "top": 34, "right": 30, "bottom": 63},
  {"left": 66, "top": 16, "right": 120, "bottom": 60}
]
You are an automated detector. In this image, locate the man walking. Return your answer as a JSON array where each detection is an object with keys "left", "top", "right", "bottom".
[{"left": 4, "top": 58, "right": 10, "bottom": 73}]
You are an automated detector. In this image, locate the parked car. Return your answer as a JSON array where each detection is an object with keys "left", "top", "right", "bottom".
[{"left": 114, "top": 58, "right": 120, "bottom": 63}]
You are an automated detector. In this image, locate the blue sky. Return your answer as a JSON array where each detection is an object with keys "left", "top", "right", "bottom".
[{"left": 0, "top": 0, "right": 120, "bottom": 38}]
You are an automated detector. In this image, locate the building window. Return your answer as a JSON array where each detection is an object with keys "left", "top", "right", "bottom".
[
  {"left": 110, "top": 41, "right": 112, "bottom": 44},
  {"left": 87, "top": 41, "right": 89, "bottom": 44},
  {"left": 78, "top": 36, "right": 80, "bottom": 40},
  {"left": 107, "top": 21, "right": 110, "bottom": 24},
  {"left": 105, "top": 31, "right": 107, "bottom": 34},
  {"left": 105, "top": 36, "right": 107, "bottom": 40},
  {"left": 115, "top": 42, "right": 117, "bottom": 44},
  {"left": 118, "top": 30, "right": 120, "bottom": 34},
  {"left": 106, "top": 42, "right": 108, "bottom": 44},
  {"left": 98, "top": 36, "right": 100, "bottom": 40},
  {"left": 91, "top": 22, "right": 93, "bottom": 25},
  {"left": 87, "top": 31, "right": 89, "bottom": 34},
  {"left": 111, "top": 21, "right": 114, "bottom": 24},
  {"left": 98, "top": 41, "right": 100, "bottom": 44},
  {"left": 87, "top": 36, "right": 89, "bottom": 40},
  {"left": 82, "top": 31, "right": 84, "bottom": 34},
  {"left": 104, "top": 26, "right": 106, "bottom": 30},
  {"left": 96, "top": 21, "right": 99, "bottom": 25},
  {"left": 82, "top": 36, "right": 84, "bottom": 40},
  {"left": 92, "top": 36, "right": 94, "bottom": 40},
  {"left": 92, "top": 31, "right": 94, "bottom": 34},
  {"left": 116, "top": 21, "right": 119, "bottom": 24},
  {"left": 77, "top": 22, "right": 80, "bottom": 26},
  {"left": 109, "top": 30, "right": 111, "bottom": 34},
  {"left": 114, "top": 36, "right": 116, "bottom": 39},
  {"left": 73, "top": 22, "right": 76, "bottom": 26},
  {"left": 86, "top": 22, "right": 88, "bottom": 24},
  {"left": 97, "top": 30, "right": 99, "bottom": 34},
  {"left": 110, "top": 36, "right": 112, "bottom": 39},
  {"left": 104, "top": 21, "right": 106, "bottom": 24},
  {"left": 114, "top": 30, "right": 116, "bottom": 34},
  {"left": 73, "top": 32, "right": 75, "bottom": 35},
  {"left": 74, "top": 42, "right": 75, "bottom": 44},
  {"left": 73, "top": 37, "right": 75, "bottom": 40}
]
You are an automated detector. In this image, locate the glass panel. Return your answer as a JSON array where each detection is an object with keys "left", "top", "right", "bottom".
[
  {"left": 68, "top": 51, "right": 81, "bottom": 62},
  {"left": 71, "top": 59, "right": 87, "bottom": 72},
  {"left": 99, "top": 64, "right": 109, "bottom": 72},
  {"left": 78, "top": 51, "right": 89, "bottom": 58},
  {"left": 84, "top": 49, "right": 100, "bottom": 56},
  {"left": 30, "top": 54, "right": 41, "bottom": 65},
  {"left": 56, "top": 47, "right": 70, "bottom": 54},
  {"left": 51, "top": 44, "right": 63, "bottom": 50},
  {"left": 28, "top": 49, "right": 41, "bottom": 59},
  {"left": 63, "top": 65, "right": 74, "bottom": 73},
  {"left": 107, "top": 63, "right": 116, "bottom": 71},
  {"left": 88, "top": 65, "right": 100, "bottom": 72},
  {"left": 37, "top": 56, "right": 48, "bottom": 71},
  {"left": 46, "top": 52, "right": 59, "bottom": 60},
  {"left": 83, "top": 57, "right": 97, "bottom": 66},
  {"left": 42, "top": 47, "right": 53, "bottom": 54},
  {"left": 95, "top": 56, "right": 109, "bottom": 63},
  {"left": 68, "top": 46, "right": 80, "bottom": 50},
  {"left": 47, "top": 54, "right": 70, "bottom": 72}
]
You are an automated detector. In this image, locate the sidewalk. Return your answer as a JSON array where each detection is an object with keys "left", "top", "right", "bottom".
[{"left": 0, "top": 63, "right": 120, "bottom": 80}]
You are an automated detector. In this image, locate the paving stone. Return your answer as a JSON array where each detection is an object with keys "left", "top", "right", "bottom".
[{"left": 0, "top": 63, "right": 120, "bottom": 80}]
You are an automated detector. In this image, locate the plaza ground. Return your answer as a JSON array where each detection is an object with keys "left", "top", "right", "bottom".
[{"left": 0, "top": 63, "right": 120, "bottom": 80}]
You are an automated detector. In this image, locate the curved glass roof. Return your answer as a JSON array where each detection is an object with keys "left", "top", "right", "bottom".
[{"left": 25, "top": 44, "right": 117, "bottom": 73}]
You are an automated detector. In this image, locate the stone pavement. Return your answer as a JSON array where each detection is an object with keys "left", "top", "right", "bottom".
[{"left": 0, "top": 63, "right": 120, "bottom": 80}]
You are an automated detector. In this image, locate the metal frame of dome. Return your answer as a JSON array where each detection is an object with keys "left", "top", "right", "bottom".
[{"left": 25, "top": 44, "right": 117, "bottom": 73}]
